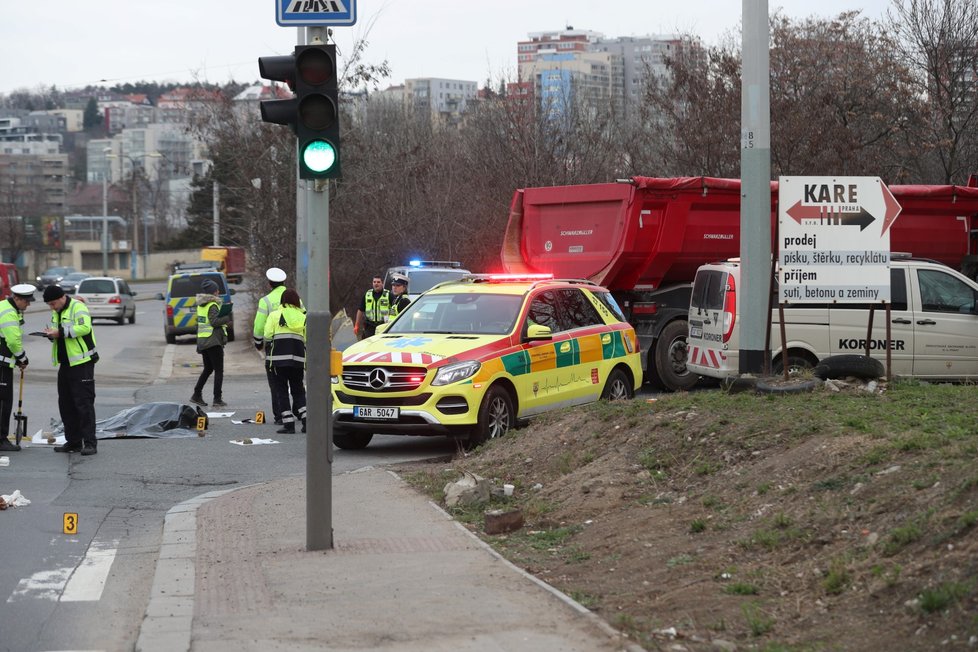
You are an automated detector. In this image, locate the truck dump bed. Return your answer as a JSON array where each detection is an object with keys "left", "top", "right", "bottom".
[{"left": 501, "top": 176, "right": 978, "bottom": 290}]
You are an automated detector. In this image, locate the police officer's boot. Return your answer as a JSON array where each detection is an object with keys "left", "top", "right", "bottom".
[
  {"left": 301, "top": 419, "right": 306, "bottom": 434},
  {"left": 0, "top": 437, "right": 20, "bottom": 452}
]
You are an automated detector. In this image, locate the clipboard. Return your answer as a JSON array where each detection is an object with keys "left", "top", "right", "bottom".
[{"left": 217, "top": 302, "right": 233, "bottom": 318}]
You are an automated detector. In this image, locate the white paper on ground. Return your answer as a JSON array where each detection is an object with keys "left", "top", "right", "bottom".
[
  {"left": 1, "top": 490, "right": 31, "bottom": 507},
  {"left": 229, "top": 438, "right": 279, "bottom": 446},
  {"left": 206, "top": 411, "right": 234, "bottom": 418},
  {"left": 29, "top": 430, "right": 66, "bottom": 445}
]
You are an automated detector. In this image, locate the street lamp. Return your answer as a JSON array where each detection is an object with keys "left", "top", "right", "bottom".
[{"left": 107, "top": 150, "right": 161, "bottom": 280}]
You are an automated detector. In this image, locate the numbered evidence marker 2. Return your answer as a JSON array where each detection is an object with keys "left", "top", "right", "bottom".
[
  {"left": 255, "top": 411, "right": 265, "bottom": 424},
  {"left": 64, "top": 512, "right": 78, "bottom": 535}
]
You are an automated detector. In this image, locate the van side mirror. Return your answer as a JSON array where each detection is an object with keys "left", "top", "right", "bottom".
[
  {"left": 229, "top": 288, "right": 237, "bottom": 296},
  {"left": 131, "top": 291, "right": 138, "bottom": 297},
  {"left": 155, "top": 292, "right": 165, "bottom": 300}
]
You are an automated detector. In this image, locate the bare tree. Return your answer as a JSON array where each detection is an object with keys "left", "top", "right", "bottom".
[{"left": 888, "top": 0, "right": 978, "bottom": 183}]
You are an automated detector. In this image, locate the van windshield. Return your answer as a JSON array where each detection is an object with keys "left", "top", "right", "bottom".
[
  {"left": 691, "top": 270, "right": 727, "bottom": 311},
  {"left": 402, "top": 270, "right": 469, "bottom": 294}
]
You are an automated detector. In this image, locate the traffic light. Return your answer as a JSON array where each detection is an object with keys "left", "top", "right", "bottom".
[
  {"left": 258, "top": 54, "right": 298, "bottom": 130},
  {"left": 294, "top": 44, "right": 341, "bottom": 179}
]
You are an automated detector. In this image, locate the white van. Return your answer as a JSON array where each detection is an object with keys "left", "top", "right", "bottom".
[{"left": 686, "top": 257, "right": 978, "bottom": 381}]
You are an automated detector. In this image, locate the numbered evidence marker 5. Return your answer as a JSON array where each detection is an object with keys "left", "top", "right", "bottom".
[
  {"left": 196, "top": 416, "right": 208, "bottom": 431},
  {"left": 64, "top": 513, "right": 78, "bottom": 535},
  {"left": 255, "top": 411, "right": 265, "bottom": 424}
]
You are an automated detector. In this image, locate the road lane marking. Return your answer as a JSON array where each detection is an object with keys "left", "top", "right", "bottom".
[
  {"left": 61, "top": 539, "right": 118, "bottom": 602},
  {"left": 6, "top": 539, "right": 119, "bottom": 603}
]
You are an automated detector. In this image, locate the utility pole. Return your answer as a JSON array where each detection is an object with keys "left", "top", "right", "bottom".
[
  {"left": 131, "top": 168, "right": 139, "bottom": 281},
  {"left": 101, "top": 173, "right": 109, "bottom": 276},
  {"left": 739, "top": 0, "right": 772, "bottom": 375},
  {"left": 212, "top": 181, "right": 220, "bottom": 246}
]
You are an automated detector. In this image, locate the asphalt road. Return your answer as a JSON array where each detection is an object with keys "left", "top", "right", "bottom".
[{"left": 0, "top": 294, "right": 456, "bottom": 652}]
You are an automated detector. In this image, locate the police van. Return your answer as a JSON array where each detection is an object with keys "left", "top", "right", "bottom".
[
  {"left": 382, "top": 260, "right": 471, "bottom": 301},
  {"left": 686, "top": 256, "right": 978, "bottom": 381}
]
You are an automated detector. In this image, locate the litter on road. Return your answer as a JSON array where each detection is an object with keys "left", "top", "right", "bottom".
[{"left": 229, "top": 438, "right": 279, "bottom": 446}]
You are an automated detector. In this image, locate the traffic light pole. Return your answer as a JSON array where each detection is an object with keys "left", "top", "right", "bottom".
[{"left": 304, "top": 25, "right": 333, "bottom": 552}]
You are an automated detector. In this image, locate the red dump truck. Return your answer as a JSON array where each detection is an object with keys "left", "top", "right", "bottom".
[{"left": 501, "top": 176, "right": 978, "bottom": 391}]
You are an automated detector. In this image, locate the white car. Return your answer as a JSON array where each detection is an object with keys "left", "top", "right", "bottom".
[{"left": 74, "top": 276, "right": 138, "bottom": 324}]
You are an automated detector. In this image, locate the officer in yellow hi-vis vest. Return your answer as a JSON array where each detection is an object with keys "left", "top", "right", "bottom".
[
  {"left": 42, "top": 285, "right": 98, "bottom": 456},
  {"left": 0, "top": 284, "right": 35, "bottom": 452},
  {"left": 191, "top": 278, "right": 231, "bottom": 408},
  {"left": 354, "top": 275, "right": 390, "bottom": 340},
  {"left": 389, "top": 275, "right": 411, "bottom": 319},
  {"left": 254, "top": 267, "right": 289, "bottom": 424},
  {"left": 263, "top": 288, "right": 307, "bottom": 434}
]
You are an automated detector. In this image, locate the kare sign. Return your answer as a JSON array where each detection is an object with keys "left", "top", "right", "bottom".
[{"left": 778, "top": 176, "right": 902, "bottom": 304}]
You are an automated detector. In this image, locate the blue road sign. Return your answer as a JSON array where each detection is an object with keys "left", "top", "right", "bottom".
[{"left": 277, "top": 0, "right": 357, "bottom": 27}]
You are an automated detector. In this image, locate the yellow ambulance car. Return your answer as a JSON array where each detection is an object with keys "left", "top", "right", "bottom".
[{"left": 331, "top": 275, "right": 643, "bottom": 450}]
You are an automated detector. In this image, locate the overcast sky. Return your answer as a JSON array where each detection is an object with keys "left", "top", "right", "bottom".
[{"left": 0, "top": 1, "right": 892, "bottom": 96}]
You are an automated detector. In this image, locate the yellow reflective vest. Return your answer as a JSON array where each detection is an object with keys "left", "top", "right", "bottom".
[
  {"left": 0, "top": 298, "right": 26, "bottom": 368},
  {"left": 49, "top": 297, "right": 97, "bottom": 367},
  {"left": 364, "top": 289, "right": 391, "bottom": 324}
]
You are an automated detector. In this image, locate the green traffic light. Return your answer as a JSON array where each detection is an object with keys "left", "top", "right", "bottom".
[{"left": 302, "top": 140, "right": 337, "bottom": 174}]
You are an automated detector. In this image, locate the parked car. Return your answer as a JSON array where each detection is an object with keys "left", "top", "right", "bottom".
[
  {"left": 36, "top": 266, "right": 76, "bottom": 290},
  {"left": 0, "top": 262, "right": 20, "bottom": 300},
  {"left": 58, "top": 272, "right": 91, "bottom": 294},
  {"left": 332, "top": 274, "right": 643, "bottom": 450},
  {"left": 156, "top": 268, "right": 235, "bottom": 344},
  {"left": 74, "top": 276, "right": 137, "bottom": 324}
]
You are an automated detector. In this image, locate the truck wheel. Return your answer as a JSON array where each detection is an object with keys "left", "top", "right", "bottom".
[
  {"left": 467, "top": 386, "right": 514, "bottom": 450},
  {"left": 601, "top": 368, "right": 633, "bottom": 401},
  {"left": 333, "top": 432, "right": 373, "bottom": 449},
  {"left": 813, "top": 354, "right": 884, "bottom": 380},
  {"left": 653, "top": 320, "right": 698, "bottom": 392}
]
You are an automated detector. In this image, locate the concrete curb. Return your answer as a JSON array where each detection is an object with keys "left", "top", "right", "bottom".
[{"left": 134, "top": 487, "right": 240, "bottom": 652}]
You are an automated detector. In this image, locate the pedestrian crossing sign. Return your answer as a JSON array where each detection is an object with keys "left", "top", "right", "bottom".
[{"left": 277, "top": 0, "right": 357, "bottom": 26}]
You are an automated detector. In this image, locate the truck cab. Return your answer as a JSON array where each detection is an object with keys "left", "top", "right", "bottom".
[
  {"left": 687, "top": 257, "right": 978, "bottom": 382},
  {"left": 383, "top": 260, "right": 471, "bottom": 301}
]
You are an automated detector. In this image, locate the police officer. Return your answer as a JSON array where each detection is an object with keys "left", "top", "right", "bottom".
[
  {"left": 254, "top": 267, "right": 289, "bottom": 425},
  {"left": 0, "top": 284, "right": 35, "bottom": 452},
  {"left": 263, "top": 288, "right": 307, "bottom": 434},
  {"left": 42, "top": 285, "right": 98, "bottom": 456},
  {"left": 389, "top": 275, "right": 411, "bottom": 319},
  {"left": 354, "top": 275, "right": 390, "bottom": 340},
  {"left": 191, "top": 278, "right": 231, "bottom": 408}
]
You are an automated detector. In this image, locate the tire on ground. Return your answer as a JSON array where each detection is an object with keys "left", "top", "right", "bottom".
[
  {"left": 333, "top": 432, "right": 373, "bottom": 450},
  {"left": 601, "top": 367, "right": 634, "bottom": 401},
  {"left": 466, "top": 385, "right": 514, "bottom": 450},
  {"left": 813, "top": 354, "right": 884, "bottom": 380}
]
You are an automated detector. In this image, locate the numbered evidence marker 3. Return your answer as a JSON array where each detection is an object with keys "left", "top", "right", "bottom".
[{"left": 63, "top": 513, "right": 78, "bottom": 535}]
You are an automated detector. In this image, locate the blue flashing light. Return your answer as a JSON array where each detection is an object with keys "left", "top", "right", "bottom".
[{"left": 409, "top": 260, "right": 422, "bottom": 267}]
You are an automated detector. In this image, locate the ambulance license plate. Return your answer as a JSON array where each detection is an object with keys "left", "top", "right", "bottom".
[{"left": 353, "top": 406, "right": 399, "bottom": 420}]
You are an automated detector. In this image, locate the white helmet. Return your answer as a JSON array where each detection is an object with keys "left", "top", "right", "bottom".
[{"left": 265, "top": 267, "right": 287, "bottom": 283}]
